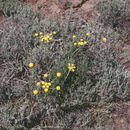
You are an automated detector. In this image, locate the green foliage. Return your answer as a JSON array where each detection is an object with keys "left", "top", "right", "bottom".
[
  {"left": 96, "top": 0, "right": 130, "bottom": 45},
  {"left": 0, "top": 0, "right": 33, "bottom": 18},
  {"left": 96, "top": 0, "right": 130, "bottom": 28}
]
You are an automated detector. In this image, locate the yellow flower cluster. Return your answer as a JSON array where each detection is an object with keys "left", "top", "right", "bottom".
[
  {"left": 31, "top": 32, "right": 108, "bottom": 96},
  {"left": 40, "top": 34, "right": 53, "bottom": 43},
  {"left": 33, "top": 81, "right": 51, "bottom": 94},
  {"left": 73, "top": 39, "right": 87, "bottom": 46},
  {"left": 41, "top": 81, "right": 51, "bottom": 92},
  {"left": 68, "top": 63, "right": 76, "bottom": 72},
  {"left": 34, "top": 31, "right": 56, "bottom": 43},
  {"left": 28, "top": 62, "right": 62, "bottom": 95},
  {"left": 29, "top": 61, "right": 77, "bottom": 95},
  {"left": 33, "top": 81, "right": 61, "bottom": 95}
]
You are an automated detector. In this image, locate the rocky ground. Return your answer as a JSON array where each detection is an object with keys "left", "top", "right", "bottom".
[{"left": 24, "top": 0, "right": 100, "bottom": 21}]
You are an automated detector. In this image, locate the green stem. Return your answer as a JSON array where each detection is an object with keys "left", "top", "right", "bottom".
[
  {"left": 63, "top": 70, "right": 70, "bottom": 84},
  {"left": 71, "top": 46, "right": 82, "bottom": 58},
  {"left": 44, "top": 44, "right": 49, "bottom": 72},
  {"left": 51, "top": 76, "right": 58, "bottom": 83}
]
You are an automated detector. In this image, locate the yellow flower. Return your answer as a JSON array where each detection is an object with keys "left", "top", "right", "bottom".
[
  {"left": 56, "top": 86, "right": 60, "bottom": 91},
  {"left": 73, "top": 42, "right": 77, "bottom": 46},
  {"left": 53, "top": 31, "right": 56, "bottom": 34},
  {"left": 46, "top": 85, "right": 49, "bottom": 89},
  {"left": 49, "top": 33, "right": 52, "bottom": 36},
  {"left": 44, "top": 37, "right": 48, "bottom": 40},
  {"left": 44, "top": 35, "right": 49, "bottom": 38},
  {"left": 41, "top": 81, "right": 45, "bottom": 85},
  {"left": 34, "top": 33, "right": 38, "bottom": 37},
  {"left": 33, "top": 90, "right": 38, "bottom": 95},
  {"left": 72, "top": 35, "right": 76, "bottom": 38},
  {"left": 42, "top": 85, "right": 46, "bottom": 88},
  {"left": 78, "top": 42, "right": 81, "bottom": 45},
  {"left": 40, "top": 32, "right": 43, "bottom": 35},
  {"left": 44, "top": 82, "right": 48, "bottom": 86},
  {"left": 86, "top": 33, "right": 90, "bottom": 36},
  {"left": 57, "top": 72, "right": 61, "bottom": 77},
  {"left": 44, "top": 73, "right": 48, "bottom": 78},
  {"left": 46, "top": 40, "right": 49, "bottom": 43},
  {"left": 78, "top": 42, "right": 84, "bottom": 45},
  {"left": 102, "top": 37, "right": 107, "bottom": 42},
  {"left": 48, "top": 82, "right": 51, "bottom": 86},
  {"left": 49, "top": 37, "right": 53, "bottom": 40},
  {"left": 41, "top": 38, "right": 44, "bottom": 42},
  {"left": 68, "top": 63, "right": 76, "bottom": 72},
  {"left": 36, "top": 82, "right": 40, "bottom": 86},
  {"left": 44, "top": 88, "right": 48, "bottom": 92},
  {"left": 84, "top": 41, "right": 87, "bottom": 44},
  {"left": 80, "top": 39, "right": 84, "bottom": 41},
  {"left": 28, "top": 62, "right": 34, "bottom": 68},
  {"left": 80, "top": 42, "right": 84, "bottom": 45}
]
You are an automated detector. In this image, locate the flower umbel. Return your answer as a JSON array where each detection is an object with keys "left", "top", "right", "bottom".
[
  {"left": 72, "top": 35, "right": 76, "bottom": 38},
  {"left": 68, "top": 63, "right": 76, "bottom": 72},
  {"left": 34, "top": 33, "right": 38, "bottom": 37},
  {"left": 57, "top": 72, "right": 61, "bottom": 77},
  {"left": 73, "top": 42, "right": 77, "bottom": 46},
  {"left": 44, "top": 88, "right": 48, "bottom": 92},
  {"left": 86, "top": 33, "right": 90, "bottom": 36},
  {"left": 102, "top": 37, "right": 107, "bottom": 42},
  {"left": 33, "top": 90, "right": 38, "bottom": 95},
  {"left": 41, "top": 81, "right": 45, "bottom": 84},
  {"left": 42, "top": 85, "right": 46, "bottom": 88},
  {"left": 39, "top": 33, "right": 54, "bottom": 43},
  {"left": 44, "top": 73, "right": 48, "bottom": 78},
  {"left": 74, "top": 39, "right": 87, "bottom": 46},
  {"left": 80, "top": 39, "right": 84, "bottom": 41},
  {"left": 56, "top": 86, "right": 60, "bottom": 91},
  {"left": 53, "top": 31, "right": 56, "bottom": 34},
  {"left": 28, "top": 62, "right": 34, "bottom": 68},
  {"left": 48, "top": 82, "right": 51, "bottom": 86},
  {"left": 36, "top": 82, "right": 40, "bottom": 86}
]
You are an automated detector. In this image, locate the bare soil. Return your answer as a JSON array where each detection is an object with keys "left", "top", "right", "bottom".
[
  {"left": 0, "top": 12, "right": 5, "bottom": 24},
  {"left": 21, "top": 0, "right": 100, "bottom": 21}
]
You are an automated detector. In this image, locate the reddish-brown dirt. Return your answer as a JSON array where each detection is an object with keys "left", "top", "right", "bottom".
[
  {"left": 97, "top": 102, "right": 130, "bottom": 130},
  {"left": 120, "top": 44, "right": 130, "bottom": 72},
  {"left": 0, "top": 12, "right": 5, "bottom": 24},
  {"left": 22, "top": 0, "right": 100, "bottom": 21},
  {"left": 112, "top": 103, "right": 130, "bottom": 130}
]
